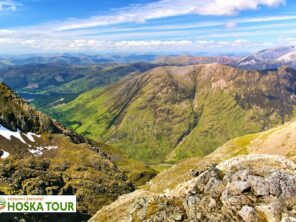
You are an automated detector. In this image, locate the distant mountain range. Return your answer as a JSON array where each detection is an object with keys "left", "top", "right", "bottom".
[
  {"left": 0, "top": 54, "right": 157, "bottom": 68},
  {"left": 153, "top": 46, "right": 296, "bottom": 70},
  {"left": 1, "top": 45, "right": 295, "bottom": 71}
]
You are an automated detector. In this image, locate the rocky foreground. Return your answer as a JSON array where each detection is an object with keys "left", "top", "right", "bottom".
[{"left": 90, "top": 154, "right": 296, "bottom": 222}]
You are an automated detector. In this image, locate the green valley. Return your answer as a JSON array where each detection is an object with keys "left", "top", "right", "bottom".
[{"left": 54, "top": 64, "right": 296, "bottom": 163}]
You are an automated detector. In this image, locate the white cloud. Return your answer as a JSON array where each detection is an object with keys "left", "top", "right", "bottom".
[
  {"left": 0, "top": 0, "right": 18, "bottom": 12},
  {"left": 277, "top": 36, "right": 296, "bottom": 46},
  {"left": 0, "top": 29, "right": 15, "bottom": 35},
  {"left": 57, "top": 0, "right": 285, "bottom": 31},
  {"left": 0, "top": 38, "right": 259, "bottom": 53},
  {"left": 238, "top": 15, "right": 296, "bottom": 23},
  {"left": 0, "top": 0, "right": 289, "bottom": 53},
  {"left": 196, "top": 0, "right": 285, "bottom": 16},
  {"left": 225, "top": 21, "right": 237, "bottom": 29}
]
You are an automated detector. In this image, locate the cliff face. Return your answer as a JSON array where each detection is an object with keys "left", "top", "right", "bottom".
[
  {"left": 0, "top": 83, "right": 134, "bottom": 220},
  {"left": 0, "top": 83, "right": 62, "bottom": 133},
  {"left": 57, "top": 64, "right": 296, "bottom": 162}
]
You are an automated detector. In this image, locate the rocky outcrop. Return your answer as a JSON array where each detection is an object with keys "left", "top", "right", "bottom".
[
  {"left": 91, "top": 155, "right": 296, "bottom": 221},
  {"left": 0, "top": 83, "right": 63, "bottom": 133}
]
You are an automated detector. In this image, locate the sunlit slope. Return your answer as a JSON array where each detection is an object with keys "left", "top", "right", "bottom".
[
  {"left": 56, "top": 64, "right": 296, "bottom": 162},
  {"left": 212, "top": 119, "right": 296, "bottom": 161}
]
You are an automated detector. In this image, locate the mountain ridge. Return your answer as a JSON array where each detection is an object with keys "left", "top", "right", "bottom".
[
  {"left": 0, "top": 83, "right": 136, "bottom": 220},
  {"left": 55, "top": 64, "right": 296, "bottom": 163}
]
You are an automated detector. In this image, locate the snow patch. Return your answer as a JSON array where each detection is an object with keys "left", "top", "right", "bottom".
[
  {"left": 240, "top": 59, "right": 257, "bottom": 65},
  {"left": 0, "top": 125, "right": 40, "bottom": 144},
  {"left": 29, "top": 146, "right": 58, "bottom": 156},
  {"left": 25, "top": 132, "right": 41, "bottom": 143},
  {"left": 56, "top": 98, "right": 64, "bottom": 103},
  {"left": 277, "top": 51, "right": 296, "bottom": 62},
  {"left": 1, "top": 150, "right": 9, "bottom": 159}
]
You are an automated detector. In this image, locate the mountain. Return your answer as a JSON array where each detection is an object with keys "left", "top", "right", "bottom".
[
  {"left": 154, "top": 55, "right": 238, "bottom": 66},
  {"left": 237, "top": 46, "right": 296, "bottom": 70},
  {"left": 248, "top": 46, "right": 295, "bottom": 60},
  {"left": 90, "top": 119, "right": 296, "bottom": 222},
  {"left": 0, "top": 83, "right": 135, "bottom": 221},
  {"left": 276, "top": 51, "right": 296, "bottom": 67},
  {"left": 54, "top": 64, "right": 296, "bottom": 163}
]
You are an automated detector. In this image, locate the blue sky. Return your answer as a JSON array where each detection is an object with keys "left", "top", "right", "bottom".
[{"left": 0, "top": 0, "right": 296, "bottom": 54}]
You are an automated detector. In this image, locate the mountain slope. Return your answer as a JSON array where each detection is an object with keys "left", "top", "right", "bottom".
[
  {"left": 55, "top": 64, "right": 296, "bottom": 163},
  {"left": 248, "top": 46, "right": 295, "bottom": 60},
  {"left": 277, "top": 51, "right": 296, "bottom": 62},
  {"left": 0, "top": 83, "right": 134, "bottom": 220},
  {"left": 0, "top": 83, "right": 62, "bottom": 133},
  {"left": 212, "top": 118, "right": 296, "bottom": 161},
  {"left": 153, "top": 55, "right": 238, "bottom": 66},
  {"left": 90, "top": 119, "right": 296, "bottom": 222}
]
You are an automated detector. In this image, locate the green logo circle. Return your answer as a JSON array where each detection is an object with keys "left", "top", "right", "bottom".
[{"left": 0, "top": 197, "right": 6, "bottom": 210}]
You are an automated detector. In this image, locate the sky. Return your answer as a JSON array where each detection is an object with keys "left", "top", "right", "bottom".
[{"left": 0, "top": 0, "right": 296, "bottom": 54}]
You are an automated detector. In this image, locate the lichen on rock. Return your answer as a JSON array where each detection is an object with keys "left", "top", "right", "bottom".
[{"left": 94, "top": 155, "right": 296, "bottom": 222}]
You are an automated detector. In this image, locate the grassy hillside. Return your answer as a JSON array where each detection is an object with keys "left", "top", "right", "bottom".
[
  {"left": 55, "top": 64, "right": 296, "bottom": 163},
  {"left": 212, "top": 118, "right": 296, "bottom": 161},
  {"left": 149, "top": 119, "right": 296, "bottom": 193}
]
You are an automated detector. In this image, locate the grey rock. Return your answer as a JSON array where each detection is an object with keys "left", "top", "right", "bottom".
[
  {"left": 239, "top": 206, "right": 259, "bottom": 222},
  {"left": 126, "top": 156, "right": 296, "bottom": 222},
  {"left": 228, "top": 181, "right": 251, "bottom": 194},
  {"left": 248, "top": 175, "right": 270, "bottom": 196}
]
